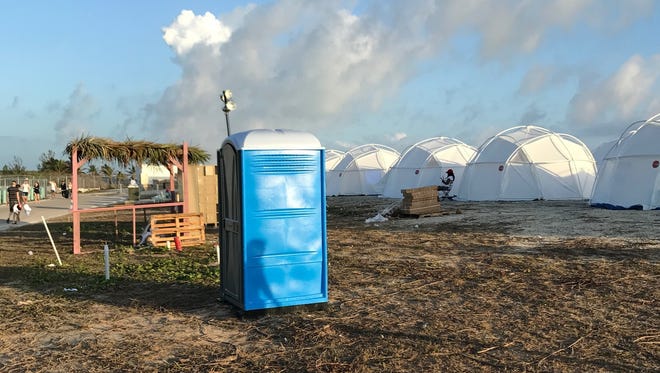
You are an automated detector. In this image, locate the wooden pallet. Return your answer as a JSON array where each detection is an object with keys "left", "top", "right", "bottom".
[
  {"left": 401, "top": 186, "right": 438, "bottom": 199},
  {"left": 399, "top": 204, "right": 442, "bottom": 216},
  {"left": 150, "top": 213, "right": 206, "bottom": 248},
  {"left": 399, "top": 185, "right": 441, "bottom": 216}
]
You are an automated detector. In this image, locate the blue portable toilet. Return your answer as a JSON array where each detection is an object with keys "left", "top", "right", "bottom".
[{"left": 217, "top": 129, "right": 328, "bottom": 311}]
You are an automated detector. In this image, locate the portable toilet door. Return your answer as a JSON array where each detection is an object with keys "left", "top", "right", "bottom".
[
  {"left": 218, "top": 129, "right": 328, "bottom": 311},
  {"left": 218, "top": 142, "right": 243, "bottom": 304}
]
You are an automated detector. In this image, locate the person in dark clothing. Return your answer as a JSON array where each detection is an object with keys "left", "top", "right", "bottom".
[
  {"left": 33, "top": 181, "right": 41, "bottom": 202},
  {"left": 61, "top": 181, "right": 69, "bottom": 199},
  {"left": 6, "top": 180, "right": 22, "bottom": 224}
]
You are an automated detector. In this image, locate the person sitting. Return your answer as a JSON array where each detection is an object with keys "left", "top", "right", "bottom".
[{"left": 438, "top": 169, "right": 455, "bottom": 199}]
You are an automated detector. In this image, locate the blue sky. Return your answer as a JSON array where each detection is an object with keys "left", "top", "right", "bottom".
[{"left": 2, "top": 0, "right": 659, "bottom": 169}]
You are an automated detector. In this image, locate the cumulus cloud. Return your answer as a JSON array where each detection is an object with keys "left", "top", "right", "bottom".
[
  {"left": 143, "top": 0, "right": 656, "bottom": 153},
  {"left": 162, "top": 10, "right": 231, "bottom": 55},
  {"left": 568, "top": 54, "right": 660, "bottom": 129}
]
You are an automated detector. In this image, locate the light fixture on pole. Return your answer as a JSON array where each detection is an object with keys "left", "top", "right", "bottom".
[{"left": 220, "top": 90, "right": 236, "bottom": 136}]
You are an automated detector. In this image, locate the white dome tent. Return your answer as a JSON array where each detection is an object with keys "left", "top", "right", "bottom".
[
  {"left": 590, "top": 114, "right": 660, "bottom": 210},
  {"left": 380, "top": 137, "right": 476, "bottom": 198},
  {"left": 591, "top": 140, "right": 618, "bottom": 171},
  {"left": 326, "top": 144, "right": 400, "bottom": 196},
  {"left": 324, "top": 149, "right": 345, "bottom": 171},
  {"left": 456, "top": 125, "right": 597, "bottom": 201},
  {"left": 591, "top": 122, "right": 644, "bottom": 171}
]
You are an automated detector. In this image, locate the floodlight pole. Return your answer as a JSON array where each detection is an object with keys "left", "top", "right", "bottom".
[
  {"left": 224, "top": 109, "right": 231, "bottom": 136},
  {"left": 220, "top": 90, "right": 236, "bottom": 137}
]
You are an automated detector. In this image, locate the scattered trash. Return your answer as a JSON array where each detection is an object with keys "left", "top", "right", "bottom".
[
  {"left": 62, "top": 232, "right": 66, "bottom": 236},
  {"left": 365, "top": 213, "right": 388, "bottom": 223},
  {"left": 414, "top": 224, "right": 419, "bottom": 228},
  {"left": 27, "top": 251, "right": 33, "bottom": 256},
  {"left": 63, "top": 288, "right": 78, "bottom": 292},
  {"left": 46, "top": 264, "right": 56, "bottom": 267},
  {"left": 138, "top": 223, "right": 152, "bottom": 246},
  {"left": 378, "top": 201, "right": 399, "bottom": 216}
]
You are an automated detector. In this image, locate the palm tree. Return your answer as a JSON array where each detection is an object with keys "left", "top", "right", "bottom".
[
  {"left": 115, "top": 170, "right": 126, "bottom": 187},
  {"left": 101, "top": 164, "right": 114, "bottom": 187},
  {"left": 86, "top": 164, "right": 99, "bottom": 188}
]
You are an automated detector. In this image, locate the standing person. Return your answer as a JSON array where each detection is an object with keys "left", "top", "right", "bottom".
[
  {"left": 21, "top": 178, "right": 30, "bottom": 203},
  {"left": 61, "top": 181, "right": 68, "bottom": 198},
  {"left": 33, "top": 181, "right": 41, "bottom": 202},
  {"left": 49, "top": 180, "right": 57, "bottom": 198},
  {"left": 6, "top": 180, "right": 22, "bottom": 224}
]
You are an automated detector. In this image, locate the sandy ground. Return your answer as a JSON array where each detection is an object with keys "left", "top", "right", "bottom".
[
  {"left": 0, "top": 196, "right": 657, "bottom": 372},
  {"left": 344, "top": 196, "right": 660, "bottom": 240}
]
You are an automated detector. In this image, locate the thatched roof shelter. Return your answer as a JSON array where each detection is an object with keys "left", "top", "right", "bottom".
[
  {"left": 65, "top": 136, "right": 210, "bottom": 166},
  {"left": 65, "top": 136, "right": 211, "bottom": 255}
]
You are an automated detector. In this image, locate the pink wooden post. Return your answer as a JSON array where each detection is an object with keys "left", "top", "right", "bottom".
[
  {"left": 71, "top": 147, "right": 88, "bottom": 255},
  {"left": 167, "top": 142, "right": 189, "bottom": 213},
  {"left": 183, "top": 142, "right": 189, "bottom": 213}
]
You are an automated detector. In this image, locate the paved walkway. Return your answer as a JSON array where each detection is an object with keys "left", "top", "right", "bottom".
[{"left": 1, "top": 190, "right": 127, "bottom": 232}]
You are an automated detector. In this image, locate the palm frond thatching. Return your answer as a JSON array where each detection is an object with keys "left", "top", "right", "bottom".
[{"left": 65, "top": 136, "right": 210, "bottom": 166}]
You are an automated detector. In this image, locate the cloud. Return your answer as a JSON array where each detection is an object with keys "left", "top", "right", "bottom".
[
  {"left": 520, "top": 104, "right": 547, "bottom": 125},
  {"left": 518, "top": 65, "right": 575, "bottom": 94},
  {"left": 162, "top": 10, "right": 231, "bottom": 55},
  {"left": 143, "top": 1, "right": 656, "bottom": 154},
  {"left": 9, "top": 96, "right": 19, "bottom": 109},
  {"left": 567, "top": 54, "right": 660, "bottom": 129},
  {"left": 53, "top": 83, "right": 100, "bottom": 144},
  {"left": 390, "top": 132, "right": 408, "bottom": 142}
]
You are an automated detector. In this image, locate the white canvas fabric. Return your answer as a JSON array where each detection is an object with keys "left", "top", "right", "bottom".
[
  {"left": 326, "top": 144, "right": 400, "bottom": 196},
  {"left": 590, "top": 114, "right": 660, "bottom": 210},
  {"left": 325, "top": 149, "right": 345, "bottom": 172},
  {"left": 456, "top": 125, "right": 597, "bottom": 201},
  {"left": 380, "top": 137, "right": 476, "bottom": 198},
  {"left": 591, "top": 140, "right": 618, "bottom": 171}
]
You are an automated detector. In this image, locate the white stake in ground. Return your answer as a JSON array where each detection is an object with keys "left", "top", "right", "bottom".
[
  {"left": 104, "top": 244, "right": 110, "bottom": 280},
  {"left": 41, "top": 216, "right": 62, "bottom": 266}
]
